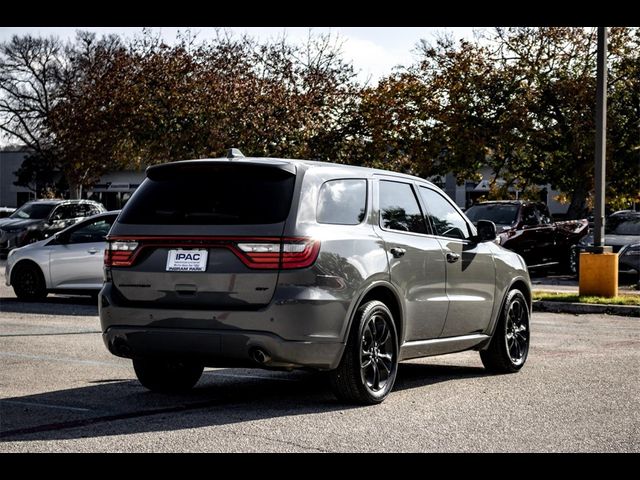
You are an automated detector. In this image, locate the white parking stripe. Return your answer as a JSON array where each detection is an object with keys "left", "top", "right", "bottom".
[
  {"left": 1, "top": 400, "right": 92, "bottom": 412},
  {"left": 0, "top": 351, "right": 126, "bottom": 367}
]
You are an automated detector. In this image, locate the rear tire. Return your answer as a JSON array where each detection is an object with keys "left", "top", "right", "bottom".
[
  {"left": 133, "top": 358, "right": 204, "bottom": 393},
  {"left": 329, "top": 300, "right": 399, "bottom": 405},
  {"left": 480, "top": 289, "right": 530, "bottom": 373},
  {"left": 12, "top": 262, "right": 47, "bottom": 301}
]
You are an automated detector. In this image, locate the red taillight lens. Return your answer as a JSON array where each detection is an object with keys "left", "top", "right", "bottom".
[
  {"left": 236, "top": 238, "right": 320, "bottom": 269},
  {"left": 104, "top": 241, "right": 139, "bottom": 267},
  {"left": 103, "top": 237, "right": 319, "bottom": 270},
  {"left": 280, "top": 238, "right": 321, "bottom": 269}
]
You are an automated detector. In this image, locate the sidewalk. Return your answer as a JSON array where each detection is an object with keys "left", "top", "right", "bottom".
[{"left": 530, "top": 273, "right": 640, "bottom": 316}]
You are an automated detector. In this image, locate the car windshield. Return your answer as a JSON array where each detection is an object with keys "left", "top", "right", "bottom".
[
  {"left": 9, "top": 203, "right": 55, "bottom": 220},
  {"left": 606, "top": 216, "right": 640, "bottom": 235},
  {"left": 465, "top": 204, "right": 519, "bottom": 225}
]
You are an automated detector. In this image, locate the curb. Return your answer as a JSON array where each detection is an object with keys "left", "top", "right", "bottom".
[{"left": 533, "top": 300, "right": 640, "bottom": 317}]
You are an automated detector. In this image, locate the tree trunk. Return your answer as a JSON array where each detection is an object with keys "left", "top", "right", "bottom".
[
  {"left": 566, "top": 185, "right": 590, "bottom": 220},
  {"left": 68, "top": 181, "right": 81, "bottom": 199}
]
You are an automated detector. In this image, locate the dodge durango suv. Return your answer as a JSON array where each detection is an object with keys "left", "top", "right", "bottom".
[{"left": 100, "top": 156, "right": 532, "bottom": 404}]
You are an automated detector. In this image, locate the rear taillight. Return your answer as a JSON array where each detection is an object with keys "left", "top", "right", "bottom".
[
  {"left": 235, "top": 238, "right": 320, "bottom": 269},
  {"left": 104, "top": 240, "right": 139, "bottom": 267},
  {"left": 103, "top": 237, "right": 319, "bottom": 270}
]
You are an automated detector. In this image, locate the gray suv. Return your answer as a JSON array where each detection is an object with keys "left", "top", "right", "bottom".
[{"left": 100, "top": 157, "right": 531, "bottom": 404}]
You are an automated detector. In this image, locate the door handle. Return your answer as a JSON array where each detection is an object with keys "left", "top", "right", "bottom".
[
  {"left": 446, "top": 252, "right": 460, "bottom": 263},
  {"left": 87, "top": 248, "right": 98, "bottom": 254},
  {"left": 390, "top": 247, "right": 406, "bottom": 258}
]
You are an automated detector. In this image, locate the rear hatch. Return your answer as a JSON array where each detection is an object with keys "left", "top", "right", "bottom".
[{"left": 106, "top": 160, "right": 312, "bottom": 309}]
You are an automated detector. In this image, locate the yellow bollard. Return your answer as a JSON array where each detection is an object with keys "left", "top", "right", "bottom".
[{"left": 578, "top": 252, "right": 618, "bottom": 297}]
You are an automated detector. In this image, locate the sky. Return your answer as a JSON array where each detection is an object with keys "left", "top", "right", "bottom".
[{"left": 0, "top": 26, "right": 479, "bottom": 84}]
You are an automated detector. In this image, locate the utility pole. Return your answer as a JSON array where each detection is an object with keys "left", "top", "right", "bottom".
[
  {"left": 579, "top": 26, "right": 618, "bottom": 298},
  {"left": 593, "top": 26, "right": 608, "bottom": 252}
]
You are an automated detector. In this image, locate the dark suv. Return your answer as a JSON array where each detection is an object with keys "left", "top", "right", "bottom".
[
  {"left": 0, "top": 199, "right": 106, "bottom": 255},
  {"left": 100, "top": 157, "right": 531, "bottom": 404}
]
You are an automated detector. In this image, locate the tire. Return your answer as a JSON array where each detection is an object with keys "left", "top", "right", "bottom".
[
  {"left": 12, "top": 262, "right": 47, "bottom": 301},
  {"left": 133, "top": 358, "right": 204, "bottom": 393},
  {"left": 329, "top": 300, "right": 399, "bottom": 405},
  {"left": 480, "top": 289, "right": 530, "bottom": 373}
]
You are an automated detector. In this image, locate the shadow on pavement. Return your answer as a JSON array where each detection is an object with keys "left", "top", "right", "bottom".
[
  {"left": 0, "top": 296, "right": 98, "bottom": 316},
  {"left": 0, "top": 362, "right": 488, "bottom": 442}
]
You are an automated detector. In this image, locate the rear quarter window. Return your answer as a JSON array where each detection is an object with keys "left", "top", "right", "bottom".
[{"left": 317, "top": 179, "right": 367, "bottom": 225}]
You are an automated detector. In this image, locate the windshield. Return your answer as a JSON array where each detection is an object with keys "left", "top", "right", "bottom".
[
  {"left": 606, "top": 216, "right": 640, "bottom": 236},
  {"left": 9, "top": 203, "right": 55, "bottom": 220},
  {"left": 465, "top": 204, "right": 519, "bottom": 225}
]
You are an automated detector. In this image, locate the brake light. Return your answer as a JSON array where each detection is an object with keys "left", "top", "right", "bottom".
[
  {"left": 104, "top": 241, "right": 140, "bottom": 267},
  {"left": 103, "top": 237, "right": 320, "bottom": 270},
  {"left": 236, "top": 238, "right": 320, "bottom": 269}
]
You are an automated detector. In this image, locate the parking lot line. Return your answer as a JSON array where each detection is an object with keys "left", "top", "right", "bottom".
[
  {"left": 0, "top": 400, "right": 92, "bottom": 412},
  {"left": 0, "top": 331, "right": 101, "bottom": 337},
  {"left": 0, "top": 351, "right": 125, "bottom": 368}
]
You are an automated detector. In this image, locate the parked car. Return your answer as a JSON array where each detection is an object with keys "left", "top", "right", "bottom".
[
  {"left": 0, "top": 207, "right": 16, "bottom": 219},
  {"left": 570, "top": 211, "right": 640, "bottom": 276},
  {"left": 5, "top": 211, "right": 119, "bottom": 300},
  {"left": 0, "top": 199, "right": 106, "bottom": 256},
  {"left": 100, "top": 156, "right": 532, "bottom": 405},
  {"left": 464, "top": 200, "right": 588, "bottom": 271}
]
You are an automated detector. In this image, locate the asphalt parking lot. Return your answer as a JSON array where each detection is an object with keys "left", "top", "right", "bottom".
[{"left": 0, "top": 260, "right": 638, "bottom": 452}]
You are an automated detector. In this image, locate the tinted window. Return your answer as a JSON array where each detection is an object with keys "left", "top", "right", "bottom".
[
  {"left": 69, "top": 218, "right": 114, "bottom": 244},
  {"left": 317, "top": 179, "right": 366, "bottom": 225},
  {"left": 119, "top": 164, "right": 296, "bottom": 225},
  {"left": 9, "top": 203, "right": 55, "bottom": 220},
  {"left": 465, "top": 204, "right": 519, "bottom": 226},
  {"left": 419, "top": 187, "right": 471, "bottom": 240},
  {"left": 521, "top": 205, "right": 539, "bottom": 226},
  {"left": 607, "top": 217, "right": 640, "bottom": 235},
  {"left": 379, "top": 181, "right": 427, "bottom": 234},
  {"left": 51, "top": 204, "right": 82, "bottom": 221}
]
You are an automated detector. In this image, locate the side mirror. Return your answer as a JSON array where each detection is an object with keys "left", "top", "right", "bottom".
[{"left": 476, "top": 220, "right": 497, "bottom": 242}]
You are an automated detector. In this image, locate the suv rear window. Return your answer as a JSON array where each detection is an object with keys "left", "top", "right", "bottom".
[{"left": 119, "top": 163, "right": 296, "bottom": 225}]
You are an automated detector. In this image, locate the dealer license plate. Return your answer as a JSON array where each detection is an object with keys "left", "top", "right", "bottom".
[{"left": 166, "top": 249, "right": 208, "bottom": 272}]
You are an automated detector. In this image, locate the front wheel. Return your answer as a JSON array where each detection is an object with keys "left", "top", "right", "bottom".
[
  {"left": 329, "top": 300, "right": 399, "bottom": 405},
  {"left": 480, "top": 289, "right": 530, "bottom": 373},
  {"left": 12, "top": 262, "right": 47, "bottom": 301},
  {"left": 133, "top": 358, "right": 204, "bottom": 393}
]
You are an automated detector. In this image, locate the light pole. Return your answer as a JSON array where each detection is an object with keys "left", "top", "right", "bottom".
[
  {"left": 593, "top": 26, "right": 608, "bottom": 252},
  {"left": 579, "top": 26, "right": 618, "bottom": 298}
]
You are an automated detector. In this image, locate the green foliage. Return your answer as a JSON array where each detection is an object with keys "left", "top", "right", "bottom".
[{"left": 1, "top": 28, "right": 638, "bottom": 210}]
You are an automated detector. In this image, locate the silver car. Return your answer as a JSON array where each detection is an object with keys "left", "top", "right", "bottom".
[
  {"left": 6, "top": 211, "right": 119, "bottom": 300},
  {"left": 100, "top": 157, "right": 531, "bottom": 404}
]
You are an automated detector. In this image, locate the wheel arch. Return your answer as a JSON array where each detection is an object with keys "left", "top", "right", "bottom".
[
  {"left": 482, "top": 276, "right": 531, "bottom": 347},
  {"left": 347, "top": 281, "right": 404, "bottom": 345}
]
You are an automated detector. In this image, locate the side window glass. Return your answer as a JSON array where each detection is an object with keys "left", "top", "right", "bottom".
[
  {"left": 522, "top": 206, "right": 539, "bottom": 226},
  {"left": 379, "top": 181, "right": 427, "bottom": 234},
  {"left": 418, "top": 187, "right": 471, "bottom": 240},
  {"left": 317, "top": 179, "right": 367, "bottom": 225},
  {"left": 68, "top": 219, "right": 112, "bottom": 244}
]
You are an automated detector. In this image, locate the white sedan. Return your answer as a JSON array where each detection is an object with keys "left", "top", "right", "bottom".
[{"left": 5, "top": 211, "right": 119, "bottom": 300}]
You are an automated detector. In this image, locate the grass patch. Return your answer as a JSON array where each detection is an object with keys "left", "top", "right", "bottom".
[{"left": 533, "top": 292, "right": 640, "bottom": 306}]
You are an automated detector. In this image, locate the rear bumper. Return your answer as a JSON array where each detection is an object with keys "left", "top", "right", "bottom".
[
  {"left": 99, "top": 282, "right": 350, "bottom": 370},
  {"left": 103, "top": 326, "right": 344, "bottom": 370}
]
